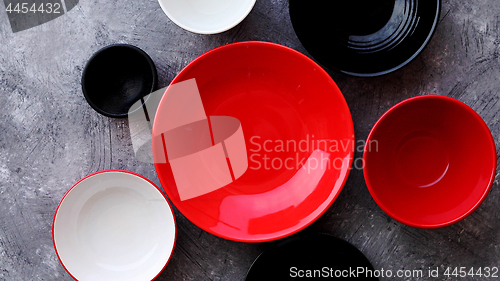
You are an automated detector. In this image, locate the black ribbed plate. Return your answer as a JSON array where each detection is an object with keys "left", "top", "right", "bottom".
[{"left": 289, "top": 0, "right": 440, "bottom": 77}]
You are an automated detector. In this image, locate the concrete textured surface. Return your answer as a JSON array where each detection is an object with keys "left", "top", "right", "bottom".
[{"left": 0, "top": 0, "right": 499, "bottom": 280}]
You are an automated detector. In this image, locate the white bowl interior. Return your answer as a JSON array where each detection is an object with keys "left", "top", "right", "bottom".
[
  {"left": 53, "top": 172, "right": 176, "bottom": 281},
  {"left": 158, "top": 0, "right": 256, "bottom": 34}
]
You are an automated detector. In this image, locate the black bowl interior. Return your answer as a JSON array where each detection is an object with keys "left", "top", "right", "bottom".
[
  {"left": 289, "top": 0, "right": 440, "bottom": 77},
  {"left": 246, "top": 233, "right": 378, "bottom": 280},
  {"left": 82, "top": 44, "right": 157, "bottom": 117}
]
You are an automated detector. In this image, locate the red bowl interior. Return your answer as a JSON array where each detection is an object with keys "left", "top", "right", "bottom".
[
  {"left": 152, "top": 41, "right": 354, "bottom": 242},
  {"left": 363, "top": 95, "right": 496, "bottom": 228}
]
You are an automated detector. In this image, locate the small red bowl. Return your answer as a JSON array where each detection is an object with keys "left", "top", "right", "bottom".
[{"left": 363, "top": 95, "right": 496, "bottom": 228}]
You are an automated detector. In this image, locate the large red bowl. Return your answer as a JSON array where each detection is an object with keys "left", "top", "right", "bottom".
[
  {"left": 363, "top": 95, "right": 496, "bottom": 228},
  {"left": 152, "top": 41, "right": 354, "bottom": 242}
]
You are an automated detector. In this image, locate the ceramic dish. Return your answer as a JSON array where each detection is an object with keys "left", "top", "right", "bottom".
[
  {"left": 82, "top": 44, "right": 157, "bottom": 118},
  {"left": 158, "top": 0, "right": 256, "bottom": 34},
  {"left": 152, "top": 41, "right": 354, "bottom": 242},
  {"left": 289, "top": 0, "right": 441, "bottom": 77},
  {"left": 245, "top": 233, "right": 378, "bottom": 280},
  {"left": 363, "top": 95, "right": 496, "bottom": 228},
  {"left": 52, "top": 170, "right": 176, "bottom": 281}
]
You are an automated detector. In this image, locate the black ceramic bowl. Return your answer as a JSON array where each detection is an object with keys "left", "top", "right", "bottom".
[
  {"left": 246, "top": 233, "right": 378, "bottom": 280},
  {"left": 289, "top": 0, "right": 441, "bottom": 77},
  {"left": 82, "top": 44, "right": 157, "bottom": 118}
]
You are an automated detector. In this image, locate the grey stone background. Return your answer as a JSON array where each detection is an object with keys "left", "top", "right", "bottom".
[{"left": 0, "top": 0, "right": 499, "bottom": 280}]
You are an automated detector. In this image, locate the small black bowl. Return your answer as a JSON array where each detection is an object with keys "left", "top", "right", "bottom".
[{"left": 82, "top": 44, "right": 158, "bottom": 118}]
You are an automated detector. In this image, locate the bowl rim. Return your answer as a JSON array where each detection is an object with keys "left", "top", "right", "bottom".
[
  {"left": 81, "top": 44, "right": 158, "bottom": 118},
  {"left": 152, "top": 40, "right": 355, "bottom": 242},
  {"left": 52, "top": 169, "right": 177, "bottom": 281},
  {"left": 289, "top": 0, "right": 441, "bottom": 77},
  {"left": 363, "top": 94, "right": 497, "bottom": 228},
  {"left": 157, "top": 0, "right": 256, "bottom": 34}
]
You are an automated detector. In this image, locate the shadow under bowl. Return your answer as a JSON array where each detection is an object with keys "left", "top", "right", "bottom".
[{"left": 363, "top": 95, "right": 496, "bottom": 228}]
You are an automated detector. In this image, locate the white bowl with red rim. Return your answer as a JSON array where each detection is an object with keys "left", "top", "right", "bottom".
[{"left": 52, "top": 170, "right": 176, "bottom": 281}]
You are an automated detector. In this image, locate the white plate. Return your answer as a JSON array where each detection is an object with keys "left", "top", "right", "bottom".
[
  {"left": 158, "top": 0, "right": 256, "bottom": 34},
  {"left": 53, "top": 170, "right": 176, "bottom": 281}
]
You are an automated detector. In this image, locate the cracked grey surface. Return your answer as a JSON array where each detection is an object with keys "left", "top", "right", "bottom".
[{"left": 0, "top": 0, "right": 499, "bottom": 280}]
